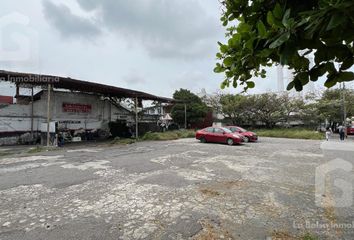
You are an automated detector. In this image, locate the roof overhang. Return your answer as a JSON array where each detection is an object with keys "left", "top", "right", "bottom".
[{"left": 0, "top": 70, "right": 175, "bottom": 103}]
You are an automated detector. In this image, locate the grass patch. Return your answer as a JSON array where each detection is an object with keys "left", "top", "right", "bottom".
[
  {"left": 141, "top": 130, "right": 195, "bottom": 141},
  {"left": 27, "top": 146, "right": 45, "bottom": 154},
  {"left": 302, "top": 233, "right": 319, "bottom": 240},
  {"left": 110, "top": 137, "right": 136, "bottom": 145},
  {"left": 255, "top": 128, "right": 324, "bottom": 140},
  {"left": 0, "top": 152, "right": 11, "bottom": 157}
]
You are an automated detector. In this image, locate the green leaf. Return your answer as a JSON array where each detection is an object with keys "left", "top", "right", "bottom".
[
  {"left": 314, "top": 49, "right": 327, "bottom": 65},
  {"left": 232, "top": 80, "right": 238, "bottom": 88},
  {"left": 326, "top": 13, "right": 345, "bottom": 31},
  {"left": 340, "top": 57, "right": 353, "bottom": 70},
  {"left": 273, "top": 3, "right": 283, "bottom": 19},
  {"left": 257, "top": 20, "right": 267, "bottom": 38},
  {"left": 324, "top": 74, "right": 337, "bottom": 88},
  {"left": 267, "top": 11, "right": 275, "bottom": 26},
  {"left": 337, "top": 72, "right": 354, "bottom": 82},
  {"left": 245, "top": 39, "right": 254, "bottom": 50},
  {"left": 223, "top": 57, "right": 233, "bottom": 67},
  {"left": 220, "top": 44, "right": 228, "bottom": 53},
  {"left": 294, "top": 80, "right": 303, "bottom": 91},
  {"left": 280, "top": 42, "right": 296, "bottom": 65},
  {"left": 309, "top": 64, "right": 327, "bottom": 81},
  {"left": 297, "top": 72, "right": 309, "bottom": 85},
  {"left": 237, "top": 22, "right": 251, "bottom": 33},
  {"left": 269, "top": 32, "right": 290, "bottom": 48},
  {"left": 246, "top": 81, "right": 255, "bottom": 88},
  {"left": 286, "top": 81, "right": 295, "bottom": 90},
  {"left": 282, "top": 9, "right": 291, "bottom": 28},
  {"left": 214, "top": 66, "right": 224, "bottom": 73}
]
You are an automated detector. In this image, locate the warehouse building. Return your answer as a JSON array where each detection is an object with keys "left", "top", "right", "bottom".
[{"left": 0, "top": 70, "right": 174, "bottom": 145}]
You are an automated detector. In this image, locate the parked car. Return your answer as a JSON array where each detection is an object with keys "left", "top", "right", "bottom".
[
  {"left": 195, "top": 127, "right": 243, "bottom": 145},
  {"left": 225, "top": 126, "right": 258, "bottom": 142},
  {"left": 347, "top": 126, "right": 354, "bottom": 135}
]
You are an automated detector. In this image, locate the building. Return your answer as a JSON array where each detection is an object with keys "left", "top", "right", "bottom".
[{"left": 0, "top": 70, "right": 174, "bottom": 145}]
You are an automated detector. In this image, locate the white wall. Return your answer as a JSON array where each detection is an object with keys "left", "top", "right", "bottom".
[{"left": 0, "top": 90, "right": 134, "bottom": 134}]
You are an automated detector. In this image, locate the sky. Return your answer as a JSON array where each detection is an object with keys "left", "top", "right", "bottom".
[{"left": 0, "top": 0, "right": 351, "bottom": 98}]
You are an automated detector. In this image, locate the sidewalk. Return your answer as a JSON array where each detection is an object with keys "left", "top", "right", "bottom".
[{"left": 321, "top": 136, "right": 354, "bottom": 161}]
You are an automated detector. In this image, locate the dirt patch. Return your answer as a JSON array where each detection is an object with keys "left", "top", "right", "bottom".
[
  {"left": 199, "top": 188, "right": 221, "bottom": 198},
  {"left": 193, "top": 219, "right": 233, "bottom": 240},
  {"left": 199, "top": 180, "right": 248, "bottom": 196},
  {"left": 271, "top": 231, "right": 298, "bottom": 240},
  {"left": 198, "top": 180, "right": 248, "bottom": 199}
]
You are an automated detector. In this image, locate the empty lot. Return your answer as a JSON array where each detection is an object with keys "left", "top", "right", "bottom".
[{"left": 0, "top": 137, "right": 353, "bottom": 240}]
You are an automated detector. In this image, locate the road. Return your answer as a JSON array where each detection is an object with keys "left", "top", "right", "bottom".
[{"left": 0, "top": 137, "right": 353, "bottom": 239}]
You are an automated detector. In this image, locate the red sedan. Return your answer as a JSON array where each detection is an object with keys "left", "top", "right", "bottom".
[
  {"left": 348, "top": 126, "right": 354, "bottom": 135},
  {"left": 225, "top": 126, "right": 258, "bottom": 142},
  {"left": 195, "top": 127, "right": 243, "bottom": 145}
]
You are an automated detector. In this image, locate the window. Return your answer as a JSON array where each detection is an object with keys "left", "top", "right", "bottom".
[
  {"left": 214, "top": 128, "right": 224, "bottom": 134},
  {"left": 205, "top": 127, "right": 214, "bottom": 133}
]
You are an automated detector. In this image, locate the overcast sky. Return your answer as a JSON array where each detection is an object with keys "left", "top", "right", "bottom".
[{"left": 1, "top": 0, "right": 345, "bottom": 98}]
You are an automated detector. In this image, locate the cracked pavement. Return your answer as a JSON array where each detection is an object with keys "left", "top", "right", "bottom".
[{"left": 0, "top": 137, "right": 353, "bottom": 240}]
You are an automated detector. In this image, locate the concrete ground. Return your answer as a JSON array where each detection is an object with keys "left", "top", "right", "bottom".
[{"left": 0, "top": 137, "right": 353, "bottom": 240}]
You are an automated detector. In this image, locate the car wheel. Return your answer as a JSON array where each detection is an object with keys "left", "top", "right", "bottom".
[
  {"left": 243, "top": 137, "right": 249, "bottom": 143},
  {"left": 200, "top": 137, "right": 206, "bottom": 143},
  {"left": 227, "top": 138, "right": 234, "bottom": 146}
]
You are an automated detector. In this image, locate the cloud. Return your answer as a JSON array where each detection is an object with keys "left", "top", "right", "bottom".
[
  {"left": 123, "top": 73, "right": 146, "bottom": 85},
  {"left": 42, "top": 0, "right": 222, "bottom": 59},
  {"left": 42, "top": 1, "right": 101, "bottom": 39}
]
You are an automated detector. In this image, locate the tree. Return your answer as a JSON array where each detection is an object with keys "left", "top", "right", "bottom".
[
  {"left": 215, "top": 0, "right": 354, "bottom": 92},
  {"left": 317, "top": 88, "right": 354, "bottom": 125},
  {"left": 219, "top": 94, "right": 249, "bottom": 124},
  {"left": 300, "top": 93, "right": 324, "bottom": 129},
  {"left": 219, "top": 93, "right": 292, "bottom": 128},
  {"left": 279, "top": 93, "right": 306, "bottom": 126},
  {"left": 171, "top": 89, "right": 208, "bottom": 127},
  {"left": 252, "top": 93, "right": 284, "bottom": 128}
]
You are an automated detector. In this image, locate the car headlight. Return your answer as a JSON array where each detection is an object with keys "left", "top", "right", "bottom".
[{"left": 233, "top": 134, "right": 240, "bottom": 138}]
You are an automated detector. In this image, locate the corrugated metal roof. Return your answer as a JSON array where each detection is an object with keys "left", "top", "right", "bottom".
[{"left": 0, "top": 70, "right": 174, "bottom": 102}]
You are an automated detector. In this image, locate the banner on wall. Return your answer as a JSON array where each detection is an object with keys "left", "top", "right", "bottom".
[{"left": 62, "top": 103, "right": 92, "bottom": 113}]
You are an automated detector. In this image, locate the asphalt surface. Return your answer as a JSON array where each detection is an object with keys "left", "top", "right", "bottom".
[{"left": 0, "top": 137, "right": 353, "bottom": 240}]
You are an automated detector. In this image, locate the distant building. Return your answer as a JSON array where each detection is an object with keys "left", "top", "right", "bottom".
[{"left": 197, "top": 88, "right": 224, "bottom": 126}]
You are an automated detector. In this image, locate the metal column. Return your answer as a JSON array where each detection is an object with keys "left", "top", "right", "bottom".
[
  {"left": 184, "top": 103, "right": 187, "bottom": 129},
  {"left": 135, "top": 97, "right": 138, "bottom": 139},
  {"left": 30, "top": 87, "right": 34, "bottom": 139},
  {"left": 46, "top": 84, "right": 51, "bottom": 147}
]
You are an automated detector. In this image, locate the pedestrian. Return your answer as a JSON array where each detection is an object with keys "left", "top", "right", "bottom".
[
  {"left": 325, "top": 128, "right": 332, "bottom": 141},
  {"left": 338, "top": 125, "right": 345, "bottom": 141}
]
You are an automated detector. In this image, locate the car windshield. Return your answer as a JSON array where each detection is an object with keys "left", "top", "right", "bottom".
[{"left": 221, "top": 127, "right": 233, "bottom": 133}]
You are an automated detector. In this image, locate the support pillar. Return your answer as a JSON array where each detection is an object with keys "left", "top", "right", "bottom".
[
  {"left": 46, "top": 84, "right": 51, "bottom": 147},
  {"left": 135, "top": 97, "right": 138, "bottom": 139},
  {"left": 30, "top": 87, "right": 34, "bottom": 139},
  {"left": 184, "top": 103, "right": 187, "bottom": 129}
]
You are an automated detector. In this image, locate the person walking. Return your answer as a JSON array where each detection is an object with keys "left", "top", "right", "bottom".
[
  {"left": 325, "top": 128, "right": 332, "bottom": 141},
  {"left": 338, "top": 125, "right": 345, "bottom": 141}
]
